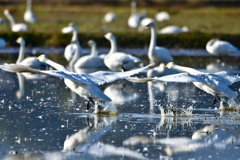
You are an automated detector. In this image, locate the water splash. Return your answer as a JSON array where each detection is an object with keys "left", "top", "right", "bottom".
[{"left": 93, "top": 102, "right": 118, "bottom": 115}]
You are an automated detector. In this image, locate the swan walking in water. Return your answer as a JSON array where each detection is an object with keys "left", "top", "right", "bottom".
[
  {"left": 62, "top": 23, "right": 81, "bottom": 63},
  {"left": 4, "top": 9, "right": 28, "bottom": 32},
  {"left": 0, "top": 55, "right": 151, "bottom": 109},
  {"left": 128, "top": 62, "right": 240, "bottom": 103},
  {"left": 24, "top": 0, "right": 37, "bottom": 23},
  {"left": 74, "top": 40, "right": 107, "bottom": 69},
  {"left": 141, "top": 18, "right": 173, "bottom": 65},
  {"left": 104, "top": 32, "right": 141, "bottom": 71},
  {"left": 206, "top": 39, "right": 238, "bottom": 56},
  {"left": 16, "top": 37, "right": 48, "bottom": 70}
]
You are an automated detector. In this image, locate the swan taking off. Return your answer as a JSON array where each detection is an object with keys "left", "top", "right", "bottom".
[
  {"left": 141, "top": 18, "right": 173, "bottom": 65},
  {"left": 206, "top": 39, "right": 238, "bottom": 56},
  {"left": 0, "top": 55, "right": 151, "bottom": 109},
  {"left": 24, "top": 0, "right": 37, "bottom": 23},
  {"left": 104, "top": 32, "right": 141, "bottom": 71},
  {"left": 4, "top": 9, "right": 28, "bottom": 32},
  {"left": 16, "top": 37, "right": 48, "bottom": 70},
  {"left": 128, "top": 62, "right": 240, "bottom": 103}
]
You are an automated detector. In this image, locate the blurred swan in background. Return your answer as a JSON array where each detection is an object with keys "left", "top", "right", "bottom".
[
  {"left": 206, "top": 62, "right": 240, "bottom": 74},
  {"left": 128, "top": 62, "right": 240, "bottom": 103},
  {"left": 74, "top": 40, "right": 107, "bottom": 69},
  {"left": 16, "top": 37, "right": 48, "bottom": 70},
  {"left": 104, "top": 32, "right": 141, "bottom": 71},
  {"left": 102, "top": 12, "right": 116, "bottom": 23},
  {"left": 24, "top": 0, "right": 37, "bottom": 23},
  {"left": 62, "top": 23, "right": 81, "bottom": 63},
  {"left": 0, "top": 55, "right": 151, "bottom": 109},
  {"left": 4, "top": 9, "right": 28, "bottom": 32},
  {"left": 128, "top": 1, "right": 146, "bottom": 28},
  {"left": 206, "top": 39, "right": 238, "bottom": 56},
  {"left": 155, "top": 11, "right": 170, "bottom": 21},
  {"left": 159, "top": 25, "right": 189, "bottom": 34},
  {"left": 147, "top": 63, "right": 180, "bottom": 78},
  {"left": 141, "top": 18, "right": 173, "bottom": 65}
]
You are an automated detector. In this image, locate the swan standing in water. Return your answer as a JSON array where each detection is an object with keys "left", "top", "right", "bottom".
[
  {"left": 24, "top": 0, "right": 37, "bottom": 23},
  {"left": 62, "top": 23, "right": 81, "bottom": 63},
  {"left": 0, "top": 55, "right": 151, "bottom": 109},
  {"left": 4, "top": 9, "right": 28, "bottom": 32},
  {"left": 159, "top": 26, "right": 189, "bottom": 34},
  {"left": 128, "top": 62, "right": 240, "bottom": 103},
  {"left": 206, "top": 39, "right": 238, "bottom": 56},
  {"left": 141, "top": 18, "right": 173, "bottom": 65},
  {"left": 104, "top": 32, "right": 141, "bottom": 71},
  {"left": 74, "top": 40, "right": 107, "bottom": 69},
  {"left": 16, "top": 37, "right": 47, "bottom": 70}
]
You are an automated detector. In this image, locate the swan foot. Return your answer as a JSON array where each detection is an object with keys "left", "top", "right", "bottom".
[
  {"left": 86, "top": 97, "right": 95, "bottom": 110},
  {"left": 213, "top": 95, "right": 220, "bottom": 104}
]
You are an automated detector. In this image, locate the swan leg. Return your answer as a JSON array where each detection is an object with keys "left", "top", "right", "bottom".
[
  {"left": 86, "top": 97, "right": 95, "bottom": 110},
  {"left": 213, "top": 94, "right": 220, "bottom": 104}
]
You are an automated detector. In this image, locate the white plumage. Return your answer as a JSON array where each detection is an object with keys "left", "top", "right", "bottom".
[
  {"left": 159, "top": 25, "right": 189, "bottom": 34},
  {"left": 0, "top": 55, "right": 151, "bottom": 109},
  {"left": 24, "top": 0, "right": 37, "bottom": 23},
  {"left": 141, "top": 19, "right": 173, "bottom": 65},
  {"left": 104, "top": 32, "right": 141, "bottom": 71},
  {"left": 206, "top": 39, "right": 238, "bottom": 56},
  {"left": 127, "top": 1, "right": 146, "bottom": 28},
  {"left": 103, "top": 12, "right": 116, "bottom": 23},
  {"left": 155, "top": 11, "right": 170, "bottom": 22},
  {"left": 4, "top": 9, "right": 28, "bottom": 32}
]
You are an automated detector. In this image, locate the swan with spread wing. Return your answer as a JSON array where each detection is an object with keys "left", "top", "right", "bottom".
[{"left": 0, "top": 55, "right": 151, "bottom": 109}]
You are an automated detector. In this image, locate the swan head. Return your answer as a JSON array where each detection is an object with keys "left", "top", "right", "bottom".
[
  {"left": 104, "top": 32, "right": 114, "bottom": 40},
  {"left": 87, "top": 40, "right": 96, "bottom": 47},
  {"left": 16, "top": 37, "right": 25, "bottom": 44},
  {"left": 165, "top": 62, "right": 175, "bottom": 69},
  {"left": 37, "top": 54, "right": 49, "bottom": 62},
  {"left": 61, "top": 23, "right": 77, "bottom": 33},
  {"left": 3, "top": 9, "right": 10, "bottom": 16},
  {"left": 206, "top": 38, "right": 219, "bottom": 47},
  {"left": 140, "top": 18, "right": 154, "bottom": 28}
]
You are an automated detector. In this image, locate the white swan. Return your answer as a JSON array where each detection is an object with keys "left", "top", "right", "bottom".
[
  {"left": 155, "top": 11, "right": 170, "bottom": 22},
  {"left": 104, "top": 32, "right": 141, "bottom": 71},
  {"left": 159, "top": 25, "right": 189, "bottom": 34},
  {"left": 102, "top": 12, "right": 116, "bottom": 23},
  {"left": 206, "top": 39, "right": 238, "bottom": 56},
  {"left": 0, "top": 55, "right": 151, "bottom": 109},
  {"left": 127, "top": 1, "right": 146, "bottom": 28},
  {"left": 147, "top": 63, "right": 180, "bottom": 78},
  {"left": 62, "top": 23, "right": 81, "bottom": 62},
  {"left": 141, "top": 19, "right": 173, "bottom": 65},
  {"left": 128, "top": 62, "right": 240, "bottom": 103},
  {"left": 4, "top": 9, "right": 28, "bottom": 32},
  {"left": 24, "top": 0, "right": 37, "bottom": 23},
  {"left": 16, "top": 37, "right": 47, "bottom": 70},
  {"left": 74, "top": 40, "right": 107, "bottom": 69}
]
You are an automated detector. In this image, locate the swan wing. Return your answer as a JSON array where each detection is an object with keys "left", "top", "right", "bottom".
[
  {"left": 89, "top": 64, "right": 152, "bottom": 85},
  {"left": 216, "top": 41, "right": 238, "bottom": 53},
  {"left": 214, "top": 71, "right": 240, "bottom": 85},
  {"left": 153, "top": 73, "right": 206, "bottom": 83}
]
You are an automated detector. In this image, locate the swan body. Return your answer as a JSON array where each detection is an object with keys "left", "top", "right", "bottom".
[
  {"left": 159, "top": 26, "right": 189, "bottom": 34},
  {"left": 104, "top": 32, "right": 141, "bottom": 71},
  {"left": 4, "top": 9, "right": 28, "bottom": 32},
  {"left": 74, "top": 40, "right": 107, "bottom": 69},
  {"left": 16, "top": 37, "right": 47, "bottom": 70},
  {"left": 103, "top": 12, "right": 116, "bottom": 23},
  {"left": 0, "top": 55, "right": 151, "bottom": 109},
  {"left": 155, "top": 11, "right": 170, "bottom": 21},
  {"left": 206, "top": 39, "right": 238, "bottom": 56},
  {"left": 141, "top": 19, "right": 173, "bottom": 65},
  {"left": 62, "top": 23, "right": 82, "bottom": 63},
  {"left": 127, "top": 1, "right": 145, "bottom": 28},
  {"left": 24, "top": 0, "right": 37, "bottom": 23},
  {"left": 128, "top": 62, "right": 240, "bottom": 102}
]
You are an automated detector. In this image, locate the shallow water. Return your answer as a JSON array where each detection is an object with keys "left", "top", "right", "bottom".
[{"left": 0, "top": 51, "right": 240, "bottom": 160}]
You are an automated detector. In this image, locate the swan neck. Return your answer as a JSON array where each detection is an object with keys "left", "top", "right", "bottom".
[
  {"left": 16, "top": 41, "right": 25, "bottom": 64},
  {"left": 131, "top": 2, "right": 136, "bottom": 14},
  {"left": 27, "top": 0, "right": 32, "bottom": 11},
  {"left": 149, "top": 24, "right": 157, "bottom": 55},
  {"left": 5, "top": 12, "right": 16, "bottom": 26},
  {"left": 45, "top": 58, "right": 67, "bottom": 72},
  {"left": 91, "top": 44, "right": 98, "bottom": 56},
  {"left": 71, "top": 29, "right": 78, "bottom": 42},
  {"left": 108, "top": 36, "right": 117, "bottom": 55},
  {"left": 69, "top": 43, "right": 81, "bottom": 72},
  {"left": 171, "top": 64, "right": 196, "bottom": 74}
]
